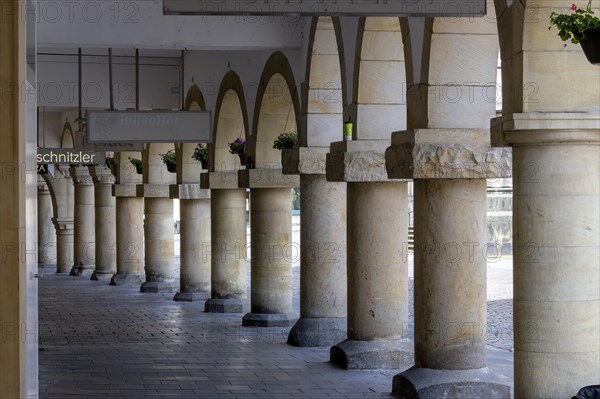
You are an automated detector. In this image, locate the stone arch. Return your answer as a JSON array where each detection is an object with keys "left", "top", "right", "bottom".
[
  {"left": 211, "top": 70, "right": 250, "bottom": 172},
  {"left": 417, "top": 4, "right": 499, "bottom": 129},
  {"left": 352, "top": 17, "right": 411, "bottom": 139},
  {"left": 302, "top": 17, "right": 347, "bottom": 147},
  {"left": 250, "top": 51, "right": 300, "bottom": 167},
  {"left": 178, "top": 83, "right": 207, "bottom": 183},
  {"left": 184, "top": 82, "right": 206, "bottom": 111},
  {"left": 494, "top": 0, "right": 599, "bottom": 115},
  {"left": 60, "top": 120, "right": 74, "bottom": 148}
]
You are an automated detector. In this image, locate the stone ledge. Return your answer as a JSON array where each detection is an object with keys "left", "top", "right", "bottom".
[
  {"left": 113, "top": 184, "right": 138, "bottom": 198},
  {"left": 385, "top": 129, "right": 512, "bottom": 180},
  {"left": 200, "top": 171, "right": 240, "bottom": 190},
  {"left": 492, "top": 112, "right": 600, "bottom": 147},
  {"left": 169, "top": 184, "right": 211, "bottom": 200},
  {"left": 326, "top": 139, "right": 406, "bottom": 183},
  {"left": 238, "top": 168, "right": 299, "bottom": 189},
  {"left": 136, "top": 184, "right": 171, "bottom": 198},
  {"left": 282, "top": 147, "right": 328, "bottom": 175}
]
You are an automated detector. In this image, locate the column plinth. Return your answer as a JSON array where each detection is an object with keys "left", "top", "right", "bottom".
[
  {"left": 70, "top": 166, "right": 95, "bottom": 277},
  {"left": 283, "top": 148, "right": 347, "bottom": 347},
  {"left": 386, "top": 129, "right": 510, "bottom": 397}
]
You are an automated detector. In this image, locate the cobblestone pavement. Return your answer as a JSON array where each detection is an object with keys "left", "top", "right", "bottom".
[{"left": 39, "top": 221, "right": 514, "bottom": 398}]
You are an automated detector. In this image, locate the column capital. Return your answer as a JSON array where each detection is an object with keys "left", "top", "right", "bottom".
[
  {"left": 112, "top": 184, "right": 138, "bottom": 197},
  {"left": 200, "top": 171, "right": 241, "bottom": 190},
  {"left": 51, "top": 217, "right": 74, "bottom": 230},
  {"left": 89, "top": 165, "right": 116, "bottom": 185},
  {"left": 385, "top": 129, "right": 511, "bottom": 180},
  {"left": 491, "top": 112, "right": 600, "bottom": 147},
  {"left": 169, "top": 184, "right": 211, "bottom": 200},
  {"left": 326, "top": 139, "right": 406, "bottom": 183},
  {"left": 237, "top": 168, "right": 299, "bottom": 189},
  {"left": 282, "top": 147, "right": 328, "bottom": 175},
  {"left": 69, "top": 165, "right": 94, "bottom": 185},
  {"left": 136, "top": 184, "right": 171, "bottom": 198}
]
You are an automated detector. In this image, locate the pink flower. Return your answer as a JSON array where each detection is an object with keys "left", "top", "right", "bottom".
[{"left": 571, "top": 3, "right": 578, "bottom": 10}]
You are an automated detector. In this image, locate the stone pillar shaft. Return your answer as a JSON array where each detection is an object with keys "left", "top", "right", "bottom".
[
  {"left": 348, "top": 182, "right": 408, "bottom": 340},
  {"left": 512, "top": 143, "right": 599, "bottom": 398},
  {"left": 70, "top": 167, "right": 95, "bottom": 276},
  {"left": 91, "top": 167, "right": 116, "bottom": 281},
  {"left": 414, "top": 179, "right": 487, "bottom": 369},
  {"left": 242, "top": 187, "right": 293, "bottom": 327},
  {"left": 141, "top": 197, "right": 175, "bottom": 292},
  {"left": 205, "top": 188, "right": 247, "bottom": 313},
  {"left": 54, "top": 219, "right": 74, "bottom": 273},
  {"left": 111, "top": 196, "right": 144, "bottom": 286},
  {"left": 174, "top": 198, "right": 211, "bottom": 301},
  {"left": 329, "top": 182, "right": 412, "bottom": 369},
  {"left": 288, "top": 174, "right": 347, "bottom": 346},
  {"left": 38, "top": 183, "right": 57, "bottom": 264}
]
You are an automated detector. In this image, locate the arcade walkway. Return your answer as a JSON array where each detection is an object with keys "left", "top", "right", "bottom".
[{"left": 38, "top": 230, "right": 515, "bottom": 398}]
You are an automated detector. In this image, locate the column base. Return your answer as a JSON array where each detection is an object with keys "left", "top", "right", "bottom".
[
  {"left": 287, "top": 317, "right": 346, "bottom": 347},
  {"left": 110, "top": 273, "right": 145, "bottom": 286},
  {"left": 205, "top": 298, "right": 244, "bottom": 313},
  {"left": 242, "top": 312, "right": 294, "bottom": 327},
  {"left": 69, "top": 266, "right": 94, "bottom": 278},
  {"left": 140, "top": 281, "right": 176, "bottom": 293},
  {"left": 173, "top": 291, "right": 210, "bottom": 302},
  {"left": 392, "top": 367, "right": 511, "bottom": 399},
  {"left": 330, "top": 339, "right": 413, "bottom": 370},
  {"left": 90, "top": 271, "right": 115, "bottom": 281}
]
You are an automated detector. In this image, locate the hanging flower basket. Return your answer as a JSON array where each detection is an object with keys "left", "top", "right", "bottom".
[
  {"left": 166, "top": 162, "right": 176, "bottom": 173},
  {"left": 201, "top": 159, "right": 208, "bottom": 169},
  {"left": 579, "top": 28, "right": 600, "bottom": 65},
  {"left": 238, "top": 153, "right": 247, "bottom": 166},
  {"left": 128, "top": 157, "right": 143, "bottom": 174},
  {"left": 550, "top": 3, "right": 600, "bottom": 66}
]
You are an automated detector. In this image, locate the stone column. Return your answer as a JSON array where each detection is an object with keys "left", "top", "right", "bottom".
[
  {"left": 111, "top": 151, "right": 145, "bottom": 286},
  {"left": 53, "top": 218, "right": 74, "bottom": 273},
  {"left": 89, "top": 166, "right": 116, "bottom": 281},
  {"left": 38, "top": 182, "right": 57, "bottom": 265},
  {"left": 170, "top": 185, "right": 211, "bottom": 301},
  {"left": 326, "top": 141, "right": 412, "bottom": 369},
  {"left": 70, "top": 166, "right": 95, "bottom": 277},
  {"left": 203, "top": 173, "right": 247, "bottom": 313},
  {"left": 111, "top": 193, "right": 145, "bottom": 286},
  {"left": 283, "top": 148, "right": 347, "bottom": 347},
  {"left": 239, "top": 169, "right": 299, "bottom": 327},
  {"left": 492, "top": 115, "right": 600, "bottom": 398},
  {"left": 140, "top": 195, "right": 175, "bottom": 292},
  {"left": 139, "top": 144, "right": 176, "bottom": 293},
  {"left": 386, "top": 129, "right": 511, "bottom": 397}
]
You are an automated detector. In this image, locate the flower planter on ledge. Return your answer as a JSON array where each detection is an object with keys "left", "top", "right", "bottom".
[{"left": 580, "top": 29, "right": 600, "bottom": 65}]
